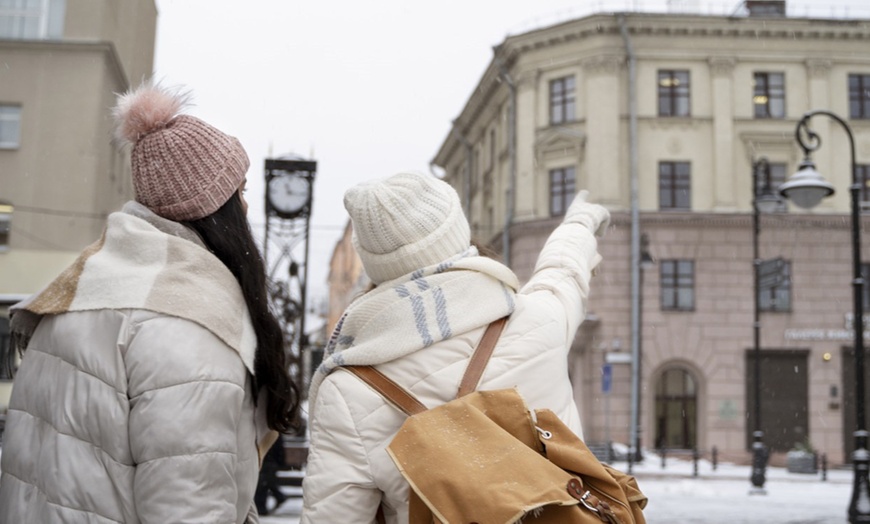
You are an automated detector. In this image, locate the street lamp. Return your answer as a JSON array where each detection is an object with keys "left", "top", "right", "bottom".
[
  {"left": 628, "top": 233, "right": 655, "bottom": 475},
  {"left": 780, "top": 110, "right": 869, "bottom": 523},
  {"left": 750, "top": 157, "right": 780, "bottom": 493}
]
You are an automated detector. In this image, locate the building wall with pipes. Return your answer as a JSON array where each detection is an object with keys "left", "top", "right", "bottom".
[{"left": 431, "top": 11, "right": 870, "bottom": 465}]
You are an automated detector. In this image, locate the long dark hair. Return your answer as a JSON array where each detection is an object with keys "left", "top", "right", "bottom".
[{"left": 186, "top": 191, "right": 299, "bottom": 433}]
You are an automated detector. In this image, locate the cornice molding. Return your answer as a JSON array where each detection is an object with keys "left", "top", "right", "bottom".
[
  {"left": 505, "top": 14, "right": 870, "bottom": 57},
  {"left": 510, "top": 210, "right": 870, "bottom": 238},
  {"left": 0, "top": 39, "right": 128, "bottom": 89}
]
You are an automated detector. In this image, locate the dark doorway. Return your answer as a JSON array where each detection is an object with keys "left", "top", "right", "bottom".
[
  {"left": 745, "top": 349, "right": 809, "bottom": 452},
  {"left": 841, "top": 346, "right": 870, "bottom": 464},
  {"left": 654, "top": 366, "right": 697, "bottom": 450}
]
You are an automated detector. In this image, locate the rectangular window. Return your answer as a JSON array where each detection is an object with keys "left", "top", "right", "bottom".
[
  {"left": 858, "top": 165, "right": 870, "bottom": 205},
  {"left": 661, "top": 260, "right": 695, "bottom": 311},
  {"left": 658, "top": 70, "right": 690, "bottom": 117},
  {"left": 550, "top": 76, "right": 575, "bottom": 125},
  {"left": 0, "top": 0, "right": 65, "bottom": 39},
  {"left": 488, "top": 128, "right": 496, "bottom": 171},
  {"left": 659, "top": 161, "right": 691, "bottom": 210},
  {"left": 753, "top": 72, "right": 785, "bottom": 119},
  {"left": 758, "top": 259, "right": 791, "bottom": 312},
  {"left": 850, "top": 74, "right": 870, "bottom": 119},
  {"left": 549, "top": 167, "right": 575, "bottom": 217},
  {"left": 0, "top": 105, "right": 21, "bottom": 149}
]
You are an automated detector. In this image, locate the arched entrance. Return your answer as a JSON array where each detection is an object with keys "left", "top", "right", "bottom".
[{"left": 654, "top": 366, "right": 698, "bottom": 450}]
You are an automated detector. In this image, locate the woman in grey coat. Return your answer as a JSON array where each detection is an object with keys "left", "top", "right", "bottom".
[{"left": 0, "top": 83, "right": 299, "bottom": 523}]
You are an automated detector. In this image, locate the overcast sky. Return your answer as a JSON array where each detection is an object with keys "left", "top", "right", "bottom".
[{"left": 151, "top": 0, "right": 870, "bottom": 326}]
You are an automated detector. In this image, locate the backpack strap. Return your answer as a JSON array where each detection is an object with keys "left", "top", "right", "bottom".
[
  {"left": 345, "top": 316, "right": 509, "bottom": 415},
  {"left": 456, "top": 316, "right": 509, "bottom": 398},
  {"left": 344, "top": 365, "right": 427, "bottom": 416}
]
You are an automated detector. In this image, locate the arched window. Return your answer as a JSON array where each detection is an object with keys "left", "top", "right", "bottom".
[
  {"left": 0, "top": 202, "right": 11, "bottom": 252},
  {"left": 654, "top": 366, "right": 698, "bottom": 450}
]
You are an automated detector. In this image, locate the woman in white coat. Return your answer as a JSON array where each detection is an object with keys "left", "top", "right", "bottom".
[
  {"left": 302, "top": 172, "right": 609, "bottom": 523},
  {"left": 0, "top": 83, "right": 299, "bottom": 523}
]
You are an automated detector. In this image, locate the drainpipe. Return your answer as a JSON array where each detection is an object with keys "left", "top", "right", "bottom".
[
  {"left": 494, "top": 47, "right": 516, "bottom": 267},
  {"left": 619, "top": 14, "right": 642, "bottom": 473},
  {"left": 451, "top": 122, "right": 474, "bottom": 219}
]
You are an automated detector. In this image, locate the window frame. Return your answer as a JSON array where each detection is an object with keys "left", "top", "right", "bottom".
[
  {"left": 0, "top": 0, "right": 65, "bottom": 39},
  {"left": 657, "top": 70, "right": 691, "bottom": 117},
  {"left": 549, "top": 76, "right": 576, "bottom": 125},
  {"left": 659, "top": 161, "right": 691, "bottom": 210},
  {"left": 660, "top": 259, "right": 695, "bottom": 311},
  {"left": 753, "top": 72, "right": 785, "bottom": 119},
  {"left": 857, "top": 164, "right": 870, "bottom": 206},
  {"left": 0, "top": 104, "right": 21, "bottom": 150},
  {"left": 549, "top": 166, "right": 576, "bottom": 217},
  {"left": 849, "top": 74, "right": 870, "bottom": 120}
]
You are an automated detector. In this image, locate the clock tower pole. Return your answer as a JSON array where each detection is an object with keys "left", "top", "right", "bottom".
[{"left": 263, "top": 156, "right": 316, "bottom": 436}]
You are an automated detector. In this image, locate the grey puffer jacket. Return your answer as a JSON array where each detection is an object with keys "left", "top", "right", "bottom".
[{"left": 0, "top": 202, "right": 267, "bottom": 524}]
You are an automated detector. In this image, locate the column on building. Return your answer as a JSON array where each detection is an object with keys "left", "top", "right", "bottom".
[
  {"left": 710, "top": 57, "right": 737, "bottom": 210},
  {"left": 582, "top": 55, "right": 624, "bottom": 206}
]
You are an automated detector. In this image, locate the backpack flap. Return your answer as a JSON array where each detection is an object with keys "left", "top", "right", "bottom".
[
  {"left": 534, "top": 409, "right": 648, "bottom": 523},
  {"left": 386, "top": 388, "right": 579, "bottom": 524}
]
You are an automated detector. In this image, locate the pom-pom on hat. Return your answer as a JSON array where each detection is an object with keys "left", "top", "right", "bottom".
[
  {"left": 113, "top": 82, "right": 249, "bottom": 221},
  {"left": 344, "top": 172, "right": 471, "bottom": 284}
]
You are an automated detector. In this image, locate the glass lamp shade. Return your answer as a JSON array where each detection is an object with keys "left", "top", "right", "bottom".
[{"left": 779, "top": 160, "right": 835, "bottom": 210}]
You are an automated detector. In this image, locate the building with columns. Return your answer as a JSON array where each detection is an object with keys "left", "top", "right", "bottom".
[{"left": 424, "top": 8, "right": 870, "bottom": 465}]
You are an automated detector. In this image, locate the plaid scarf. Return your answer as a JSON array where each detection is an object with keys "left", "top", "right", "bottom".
[{"left": 308, "top": 246, "right": 519, "bottom": 415}]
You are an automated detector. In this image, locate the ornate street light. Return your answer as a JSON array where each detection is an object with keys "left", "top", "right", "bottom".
[
  {"left": 780, "top": 110, "right": 870, "bottom": 523},
  {"left": 749, "top": 157, "right": 779, "bottom": 493}
]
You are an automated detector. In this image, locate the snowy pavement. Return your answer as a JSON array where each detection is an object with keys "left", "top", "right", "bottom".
[
  {"left": 260, "top": 455, "right": 855, "bottom": 523},
  {"left": 1, "top": 446, "right": 854, "bottom": 522}
]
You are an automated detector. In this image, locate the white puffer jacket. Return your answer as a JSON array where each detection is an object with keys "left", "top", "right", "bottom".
[
  {"left": 0, "top": 202, "right": 268, "bottom": 524},
  {"left": 302, "top": 192, "right": 608, "bottom": 524}
]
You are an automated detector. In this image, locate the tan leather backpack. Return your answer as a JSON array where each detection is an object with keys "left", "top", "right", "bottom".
[{"left": 347, "top": 317, "right": 648, "bottom": 524}]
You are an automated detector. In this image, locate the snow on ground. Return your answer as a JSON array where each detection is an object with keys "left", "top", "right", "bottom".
[{"left": 261, "top": 454, "right": 855, "bottom": 524}]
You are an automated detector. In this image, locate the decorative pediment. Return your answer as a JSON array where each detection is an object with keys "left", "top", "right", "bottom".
[
  {"left": 534, "top": 126, "right": 587, "bottom": 163},
  {"left": 739, "top": 130, "right": 799, "bottom": 162}
]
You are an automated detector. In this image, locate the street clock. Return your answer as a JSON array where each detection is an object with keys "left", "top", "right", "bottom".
[{"left": 265, "top": 158, "right": 315, "bottom": 219}]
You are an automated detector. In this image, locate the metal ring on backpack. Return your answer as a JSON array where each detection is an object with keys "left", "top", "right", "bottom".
[{"left": 535, "top": 426, "right": 553, "bottom": 439}]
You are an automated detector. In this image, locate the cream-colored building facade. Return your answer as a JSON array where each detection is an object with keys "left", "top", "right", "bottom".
[
  {"left": 428, "top": 11, "right": 870, "bottom": 465},
  {"left": 0, "top": 0, "right": 157, "bottom": 408}
]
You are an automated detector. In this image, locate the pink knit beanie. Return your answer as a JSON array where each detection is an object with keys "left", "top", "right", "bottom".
[
  {"left": 113, "top": 83, "right": 249, "bottom": 221},
  {"left": 344, "top": 172, "right": 471, "bottom": 284}
]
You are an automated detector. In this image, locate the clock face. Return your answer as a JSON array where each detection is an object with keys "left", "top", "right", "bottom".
[{"left": 268, "top": 173, "right": 310, "bottom": 217}]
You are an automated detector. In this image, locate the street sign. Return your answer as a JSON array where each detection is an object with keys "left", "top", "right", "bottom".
[
  {"left": 605, "top": 352, "right": 633, "bottom": 364},
  {"left": 758, "top": 257, "right": 787, "bottom": 289},
  {"left": 602, "top": 363, "right": 612, "bottom": 394}
]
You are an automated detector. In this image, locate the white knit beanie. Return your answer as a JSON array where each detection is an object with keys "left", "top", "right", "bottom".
[{"left": 343, "top": 172, "right": 471, "bottom": 284}]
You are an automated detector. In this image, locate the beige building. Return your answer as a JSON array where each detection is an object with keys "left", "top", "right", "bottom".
[
  {"left": 0, "top": 0, "right": 157, "bottom": 408},
  {"left": 427, "top": 7, "right": 870, "bottom": 466},
  {"left": 326, "top": 6, "right": 870, "bottom": 466}
]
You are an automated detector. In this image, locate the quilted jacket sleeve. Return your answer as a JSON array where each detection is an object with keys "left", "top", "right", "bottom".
[
  {"left": 520, "top": 190, "right": 609, "bottom": 340},
  {"left": 302, "top": 377, "right": 383, "bottom": 524},
  {"left": 125, "top": 314, "right": 249, "bottom": 524}
]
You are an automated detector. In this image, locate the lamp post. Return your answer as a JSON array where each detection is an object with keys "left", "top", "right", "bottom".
[
  {"left": 780, "top": 110, "right": 869, "bottom": 523},
  {"left": 750, "top": 157, "right": 780, "bottom": 493},
  {"left": 628, "top": 233, "right": 655, "bottom": 475}
]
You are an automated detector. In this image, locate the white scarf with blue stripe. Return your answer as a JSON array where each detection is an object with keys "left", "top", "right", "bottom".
[{"left": 308, "top": 247, "right": 519, "bottom": 415}]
